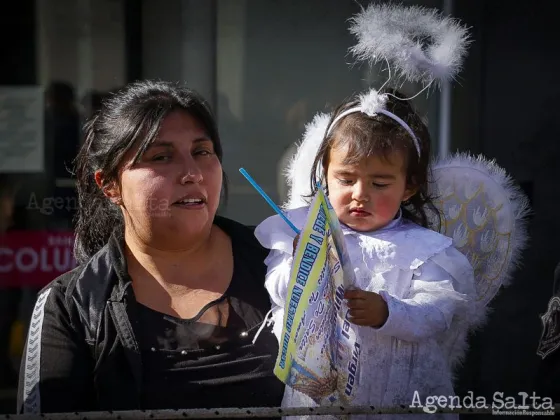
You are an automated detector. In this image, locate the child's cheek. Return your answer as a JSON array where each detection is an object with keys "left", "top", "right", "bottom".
[
  {"left": 329, "top": 190, "right": 348, "bottom": 219},
  {"left": 331, "top": 197, "right": 346, "bottom": 219},
  {"left": 374, "top": 195, "right": 400, "bottom": 220}
]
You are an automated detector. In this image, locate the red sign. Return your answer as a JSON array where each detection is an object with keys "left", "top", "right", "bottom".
[{"left": 0, "top": 230, "right": 78, "bottom": 288}]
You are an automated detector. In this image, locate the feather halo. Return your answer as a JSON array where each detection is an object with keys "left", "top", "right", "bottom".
[{"left": 349, "top": 3, "right": 471, "bottom": 88}]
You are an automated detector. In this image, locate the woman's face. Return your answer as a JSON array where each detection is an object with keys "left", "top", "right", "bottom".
[{"left": 111, "top": 110, "right": 223, "bottom": 249}]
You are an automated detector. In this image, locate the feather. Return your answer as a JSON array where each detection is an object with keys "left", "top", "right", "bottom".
[
  {"left": 283, "top": 112, "right": 331, "bottom": 210},
  {"left": 348, "top": 3, "right": 471, "bottom": 88},
  {"left": 358, "top": 89, "right": 387, "bottom": 116}
]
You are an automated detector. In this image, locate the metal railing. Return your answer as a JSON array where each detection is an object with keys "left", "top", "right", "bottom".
[{"left": 0, "top": 404, "right": 557, "bottom": 419}]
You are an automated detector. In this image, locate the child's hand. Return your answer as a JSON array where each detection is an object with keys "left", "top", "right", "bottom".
[
  {"left": 292, "top": 234, "right": 300, "bottom": 255},
  {"left": 344, "top": 289, "right": 389, "bottom": 328}
]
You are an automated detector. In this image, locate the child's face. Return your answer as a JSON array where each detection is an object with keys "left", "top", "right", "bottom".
[{"left": 326, "top": 144, "right": 415, "bottom": 232}]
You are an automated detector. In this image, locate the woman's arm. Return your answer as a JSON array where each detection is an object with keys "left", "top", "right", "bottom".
[{"left": 17, "top": 286, "right": 96, "bottom": 414}]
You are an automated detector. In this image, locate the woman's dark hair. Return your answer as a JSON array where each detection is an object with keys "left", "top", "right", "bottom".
[
  {"left": 309, "top": 88, "right": 440, "bottom": 229},
  {"left": 73, "top": 80, "right": 226, "bottom": 264}
]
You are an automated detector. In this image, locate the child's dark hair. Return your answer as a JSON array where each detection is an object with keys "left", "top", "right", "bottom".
[
  {"left": 73, "top": 80, "right": 226, "bottom": 264},
  {"left": 309, "top": 88, "right": 440, "bottom": 229}
]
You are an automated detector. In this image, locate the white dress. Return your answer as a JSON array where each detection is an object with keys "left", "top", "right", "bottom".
[{"left": 254, "top": 206, "right": 476, "bottom": 420}]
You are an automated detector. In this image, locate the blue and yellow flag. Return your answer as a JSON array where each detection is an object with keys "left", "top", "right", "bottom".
[{"left": 274, "top": 187, "right": 361, "bottom": 405}]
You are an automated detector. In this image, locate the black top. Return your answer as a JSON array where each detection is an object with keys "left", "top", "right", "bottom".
[
  {"left": 16, "top": 216, "right": 284, "bottom": 414},
  {"left": 132, "top": 230, "right": 283, "bottom": 409}
]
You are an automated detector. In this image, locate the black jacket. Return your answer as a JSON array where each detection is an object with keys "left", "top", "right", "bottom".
[{"left": 17, "top": 216, "right": 284, "bottom": 414}]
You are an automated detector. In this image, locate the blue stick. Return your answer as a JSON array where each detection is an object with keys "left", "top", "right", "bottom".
[{"left": 239, "top": 168, "right": 300, "bottom": 234}]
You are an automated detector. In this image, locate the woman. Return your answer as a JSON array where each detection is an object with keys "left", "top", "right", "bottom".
[{"left": 16, "top": 80, "right": 284, "bottom": 413}]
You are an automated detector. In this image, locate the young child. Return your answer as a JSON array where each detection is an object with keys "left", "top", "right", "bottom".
[{"left": 254, "top": 91, "right": 476, "bottom": 419}]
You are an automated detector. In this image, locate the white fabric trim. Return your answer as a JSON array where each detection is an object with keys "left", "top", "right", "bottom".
[{"left": 22, "top": 288, "right": 52, "bottom": 414}]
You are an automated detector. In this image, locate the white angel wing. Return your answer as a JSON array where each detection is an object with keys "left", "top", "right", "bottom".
[
  {"left": 283, "top": 112, "right": 331, "bottom": 210},
  {"left": 428, "top": 152, "right": 531, "bottom": 308},
  {"left": 429, "top": 153, "right": 531, "bottom": 370}
]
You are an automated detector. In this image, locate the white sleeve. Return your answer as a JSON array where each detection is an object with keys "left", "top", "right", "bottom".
[
  {"left": 263, "top": 250, "right": 293, "bottom": 309},
  {"left": 374, "top": 246, "right": 475, "bottom": 342}
]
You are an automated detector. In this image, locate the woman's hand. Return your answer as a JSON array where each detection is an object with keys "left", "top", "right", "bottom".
[{"left": 344, "top": 289, "right": 389, "bottom": 328}]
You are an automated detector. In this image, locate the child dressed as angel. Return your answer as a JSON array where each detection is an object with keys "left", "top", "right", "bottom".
[
  {"left": 250, "top": 3, "right": 530, "bottom": 418},
  {"left": 255, "top": 82, "right": 477, "bottom": 418}
]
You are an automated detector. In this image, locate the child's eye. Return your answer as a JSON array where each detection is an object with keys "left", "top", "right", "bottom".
[
  {"left": 373, "top": 182, "right": 389, "bottom": 188},
  {"left": 337, "top": 178, "right": 353, "bottom": 186}
]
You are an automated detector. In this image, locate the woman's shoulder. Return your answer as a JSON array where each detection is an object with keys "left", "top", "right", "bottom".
[
  {"left": 25, "top": 262, "right": 99, "bottom": 345},
  {"left": 35, "top": 264, "right": 85, "bottom": 304},
  {"left": 37, "top": 237, "right": 124, "bottom": 314}
]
